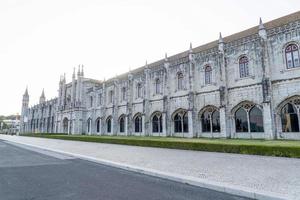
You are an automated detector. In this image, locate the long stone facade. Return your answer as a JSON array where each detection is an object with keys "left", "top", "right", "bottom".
[{"left": 20, "top": 11, "right": 300, "bottom": 140}]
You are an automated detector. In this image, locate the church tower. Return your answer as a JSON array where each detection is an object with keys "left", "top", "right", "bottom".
[{"left": 21, "top": 87, "right": 29, "bottom": 133}]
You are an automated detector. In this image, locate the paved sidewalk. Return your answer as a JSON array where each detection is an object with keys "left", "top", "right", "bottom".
[{"left": 1, "top": 135, "right": 299, "bottom": 200}]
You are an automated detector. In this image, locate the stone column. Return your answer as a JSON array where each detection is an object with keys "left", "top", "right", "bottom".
[
  {"left": 125, "top": 115, "right": 128, "bottom": 136},
  {"left": 188, "top": 110, "right": 193, "bottom": 138},
  {"left": 142, "top": 115, "right": 145, "bottom": 136},
  {"left": 99, "top": 118, "right": 102, "bottom": 135},
  {"left": 111, "top": 118, "right": 114, "bottom": 136},
  {"left": 263, "top": 102, "right": 274, "bottom": 139},
  {"left": 162, "top": 112, "right": 166, "bottom": 137},
  {"left": 220, "top": 107, "right": 227, "bottom": 138},
  {"left": 68, "top": 120, "right": 71, "bottom": 135}
]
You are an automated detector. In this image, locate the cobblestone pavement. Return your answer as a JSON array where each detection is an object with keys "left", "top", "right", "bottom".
[{"left": 1, "top": 135, "right": 299, "bottom": 199}]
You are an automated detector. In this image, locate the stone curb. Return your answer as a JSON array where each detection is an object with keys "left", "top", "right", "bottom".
[{"left": 3, "top": 139, "right": 291, "bottom": 200}]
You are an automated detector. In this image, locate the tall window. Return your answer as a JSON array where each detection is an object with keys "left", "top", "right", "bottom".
[
  {"left": 96, "top": 118, "right": 101, "bottom": 133},
  {"left": 119, "top": 116, "right": 125, "bottom": 133},
  {"left": 174, "top": 111, "right": 188, "bottom": 133},
  {"left": 87, "top": 118, "right": 91, "bottom": 133},
  {"left": 109, "top": 90, "right": 114, "bottom": 104},
  {"left": 281, "top": 103, "right": 299, "bottom": 132},
  {"left": 137, "top": 83, "right": 142, "bottom": 98},
  {"left": 239, "top": 56, "right": 249, "bottom": 78},
  {"left": 107, "top": 117, "right": 112, "bottom": 133},
  {"left": 205, "top": 66, "right": 212, "bottom": 85},
  {"left": 155, "top": 79, "right": 161, "bottom": 94},
  {"left": 177, "top": 73, "right": 184, "bottom": 90},
  {"left": 134, "top": 115, "right": 142, "bottom": 133},
  {"left": 121, "top": 87, "right": 126, "bottom": 101},
  {"left": 152, "top": 113, "right": 162, "bottom": 133},
  {"left": 285, "top": 44, "right": 300, "bottom": 69}
]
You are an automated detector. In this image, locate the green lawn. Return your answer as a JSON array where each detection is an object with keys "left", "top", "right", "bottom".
[{"left": 21, "top": 133, "right": 300, "bottom": 158}]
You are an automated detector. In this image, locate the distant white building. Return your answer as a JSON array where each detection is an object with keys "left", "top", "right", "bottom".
[
  {"left": 20, "top": 11, "right": 300, "bottom": 140},
  {"left": 2, "top": 119, "right": 20, "bottom": 135}
]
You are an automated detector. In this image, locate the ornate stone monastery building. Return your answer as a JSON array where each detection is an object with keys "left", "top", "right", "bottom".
[{"left": 21, "top": 11, "right": 300, "bottom": 140}]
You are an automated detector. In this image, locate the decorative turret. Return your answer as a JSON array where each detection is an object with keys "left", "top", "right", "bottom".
[
  {"left": 189, "top": 42, "right": 194, "bottom": 61},
  {"left": 258, "top": 17, "right": 267, "bottom": 40},
  {"left": 39, "top": 89, "right": 46, "bottom": 104},
  {"left": 81, "top": 65, "right": 84, "bottom": 77},
  {"left": 71, "top": 67, "right": 76, "bottom": 106},
  {"left": 218, "top": 32, "right": 224, "bottom": 52},
  {"left": 77, "top": 65, "right": 81, "bottom": 77},
  {"left": 164, "top": 53, "right": 168, "bottom": 62},
  {"left": 72, "top": 67, "right": 76, "bottom": 79},
  {"left": 189, "top": 42, "right": 193, "bottom": 53}
]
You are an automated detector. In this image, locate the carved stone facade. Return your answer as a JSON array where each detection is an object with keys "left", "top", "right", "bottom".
[{"left": 21, "top": 11, "right": 300, "bottom": 140}]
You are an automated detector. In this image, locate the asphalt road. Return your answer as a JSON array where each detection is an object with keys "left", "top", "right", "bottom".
[{"left": 0, "top": 139, "right": 252, "bottom": 200}]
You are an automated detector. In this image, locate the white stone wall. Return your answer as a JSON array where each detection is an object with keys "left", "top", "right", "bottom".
[{"left": 21, "top": 14, "right": 300, "bottom": 140}]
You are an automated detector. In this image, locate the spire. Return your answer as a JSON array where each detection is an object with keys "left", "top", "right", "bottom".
[
  {"left": 81, "top": 65, "right": 84, "bottom": 77},
  {"left": 258, "top": 17, "right": 267, "bottom": 39},
  {"left": 63, "top": 73, "right": 66, "bottom": 83},
  {"left": 41, "top": 88, "right": 45, "bottom": 98},
  {"left": 219, "top": 32, "right": 224, "bottom": 43},
  {"left": 189, "top": 42, "right": 193, "bottom": 53},
  {"left": 164, "top": 53, "right": 168, "bottom": 62},
  {"left": 72, "top": 67, "right": 76, "bottom": 79},
  {"left": 218, "top": 32, "right": 224, "bottom": 52},
  {"left": 259, "top": 17, "right": 265, "bottom": 30},
  {"left": 77, "top": 65, "right": 81, "bottom": 76},
  {"left": 39, "top": 88, "right": 45, "bottom": 104},
  {"left": 24, "top": 86, "right": 29, "bottom": 96},
  {"left": 145, "top": 60, "right": 148, "bottom": 67}
]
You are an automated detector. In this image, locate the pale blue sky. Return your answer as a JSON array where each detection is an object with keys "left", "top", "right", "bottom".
[{"left": 0, "top": 0, "right": 299, "bottom": 115}]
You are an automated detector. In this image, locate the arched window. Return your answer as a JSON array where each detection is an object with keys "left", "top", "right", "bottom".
[
  {"left": 107, "top": 117, "right": 112, "bottom": 133},
  {"left": 235, "top": 107, "right": 248, "bottom": 132},
  {"left": 119, "top": 116, "right": 125, "bottom": 133},
  {"left": 205, "top": 66, "right": 212, "bottom": 85},
  {"left": 281, "top": 103, "right": 299, "bottom": 132},
  {"left": 285, "top": 44, "right": 300, "bottom": 69},
  {"left": 134, "top": 115, "right": 142, "bottom": 133},
  {"left": 155, "top": 79, "right": 161, "bottom": 94},
  {"left": 96, "top": 118, "right": 101, "bottom": 133},
  {"left": 87, "top": 118, "right": 91, "bottom": 133},
  {"left": 174, "top": 110, "right": 188, "bottom": 133},
  {"left": 177, "top": 73, "right": 184, "bottom": 90},
  {"left": 63, "top": 118, "right": 69, "bottom": 133},
  {"left": 239, "top": 56, "right": 249, "bottom": 78},
  {"left": 249, "top": 107, "right": 264, "bottom": 132},
  {"left": 137, "top": 83, "right": 142, "bottom": 98},
  {"left": 121, "top": 87, "right": 126, "bottom": 101},
  {"left": 152, "top": 113, "right": 162, "bottom": 133},
  {"left": 235, "top": 105, "right": 264, "bottom": 133},
  {"left": 201, "top": 109, "right": 220, "bottom": 133}
]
